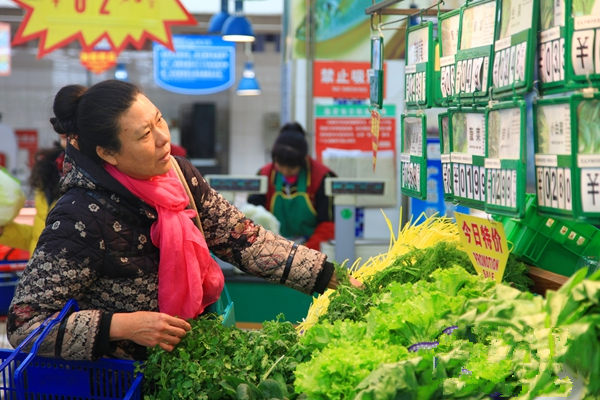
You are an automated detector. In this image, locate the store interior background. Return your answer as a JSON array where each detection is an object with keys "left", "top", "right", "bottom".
[{"left": 0, "top": 0, "right": 440, "bottom": 242}]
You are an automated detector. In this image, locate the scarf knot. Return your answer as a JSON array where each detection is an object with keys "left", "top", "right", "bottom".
[{"left": 105, "top": 160, "right": 224, "bottom": 319}]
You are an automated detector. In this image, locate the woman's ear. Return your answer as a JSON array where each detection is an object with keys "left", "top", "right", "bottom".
[{"left": 96, "top": 146, "right": 118, "bottom": 166}]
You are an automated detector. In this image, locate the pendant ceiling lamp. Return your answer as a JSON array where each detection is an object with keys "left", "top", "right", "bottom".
[
  {"left": 208, "top": 0, "right": 230, "bottom": 34},
  {"left": 222, "top": 0, "right": 255, "bottom": 42},
  {"left": 236, "top": 61, "right": 261, "bottom": 96}
]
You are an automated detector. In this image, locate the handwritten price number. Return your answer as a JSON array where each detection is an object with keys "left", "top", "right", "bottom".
[
  {"left": 72, "top": 0, "right": 112, "bottom": 14},
  {"left": 402, "top": 161, "right": 421, "bottom": 191},
  {"left": 440, "top": 65, "right": 456, "bottom": 98},
  {"left": 406, "top": 72, "right": 426, "bottom": 103},
  {"left": 461, "top": 221, "right": 504, "bottom": 253},
  {"left": 493, "top": 42, "right": 527, "bottom": 88},
  {"left": 455, "top": 57, "right": 486, "bottom": 94},
  {"left": 536, "top": 166, "right": 572, "bottom": 210},
  {"left": 442, "top": 161, "right": 453, "bottom": 194},
  {"left": 487, "top": 168, "right": 517, "bottom": 207},
  {"left": 453, "top": 163, "right": 486, "bottom": 201},
  {"left": 539, "top": 38, "right": 564, "bottom": 83}
]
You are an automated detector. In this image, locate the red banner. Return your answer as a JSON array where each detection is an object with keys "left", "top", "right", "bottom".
[{"left": 313, "top": 60, "right": 386, "bottom": 99}]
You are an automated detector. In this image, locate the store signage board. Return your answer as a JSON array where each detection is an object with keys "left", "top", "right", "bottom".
[
  {"left": 314, "top": 60, "right": 379, "bottom": 99},
  {"left": 405, "top": 22, "right": 435, "bottom": 109},
  {"left": 439, "top": 112, "right": 455, "bottom": 201},
  {"left": 491, "top": 0, "right": 538, "bottom": 98},
  {"left": 449, "top": 108, "right": 487, "bottom": 210},
  {"left": 455, "top": 0, "right": 497, "bottom": 104},
  {"left": 153, "top": 35, "right": 235, "bottom": 95},
  {"left": 455, "top": 212, "right": 508, "bottom": 283},
  {"left": 485, "top": 100, "right": 528, "bottom": 217},
  {"left": 11, "top": 0, "right": 195, "bottom": 57},
  {"left": 436, "top": 10, "right": 461, "bottom": 106},
  {"left": 567, "top": 0, "right": 600, "bottom": 88},
  {"left": 538, "top": 0, "right": 567, "bottom": 93},
  {"left": 534, "top": 93, "right": 600, "bottom": 223},
  {"left": 400, "top": 113, "right": 428, "bottom": 199}
]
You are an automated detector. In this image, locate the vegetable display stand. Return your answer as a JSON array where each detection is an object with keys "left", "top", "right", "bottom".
[{"left": 494, "top": 193, "right": 600, "bottom": 276}]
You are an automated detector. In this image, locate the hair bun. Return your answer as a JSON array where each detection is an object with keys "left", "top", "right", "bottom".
[{"left": 49, "top": 117, "right": 76, "bottom": 135}]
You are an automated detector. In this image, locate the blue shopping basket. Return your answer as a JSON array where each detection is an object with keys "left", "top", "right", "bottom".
[{"left": 0, "top": 299, "right": 142, "bottom": 400}]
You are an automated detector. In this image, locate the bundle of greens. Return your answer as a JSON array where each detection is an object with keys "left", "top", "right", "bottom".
[{"left": 142, "top": 315, "right": 302, "bottom": 400}]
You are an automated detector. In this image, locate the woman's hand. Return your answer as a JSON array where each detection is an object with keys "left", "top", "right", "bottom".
[{"left": 110, "top": 311, "right": 191, "bottom": 352}]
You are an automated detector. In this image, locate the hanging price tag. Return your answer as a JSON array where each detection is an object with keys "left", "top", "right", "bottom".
[
  {"left": 405, "top": 22, "right": 435, "bottom": 108},
  {"left": 400, "top": 113, "right": 428, "bottom": 200},
  {"left": 369, "top": 35, "right": 384, "bottom": 109},
  {"left": 436, "top": 10, "right": 460, "bottom": 106}
]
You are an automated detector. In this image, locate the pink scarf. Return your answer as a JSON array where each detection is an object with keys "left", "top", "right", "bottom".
[{"left": 105, "top": 162, "right": 224, "bottom": 319}]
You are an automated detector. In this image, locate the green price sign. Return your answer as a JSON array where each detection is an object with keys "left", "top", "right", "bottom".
[
  {"left": 534, "top": 92, "right": 600, "bottom": 223},
  {"left": 567, "top": 0, "right": 600, "bottom": 88},
  {"left": 455, "top": 0, "right": 497, "bottom": 105},
  {"left": 485, "top": 100, "right": 528, "bottom": 217},
  {"left": 436, "top": 10, "right": 461, "bottom": 106},
  {"left": 438, "top": 112, "right": 455, "bottom": 201},
  {"left": 405, "top": 22, "right": 435, "bottom": 109},
  {"left": 449, "top": 107, "right": 487, "bottom": 210},
  {"left": 369, "top": 35, "right": 384, "bottom": 109},
  {"left": 491, "top": 0, "right": 538, "bottom": 97},
  {"left": 400, "top": 113, "right": 428, "bottom": 199},
  {"left": 538, "top": 0, "right": 567, "bottom": 93}
]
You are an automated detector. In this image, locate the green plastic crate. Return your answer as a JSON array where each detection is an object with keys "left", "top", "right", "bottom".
[{"left": 495, "top": 194, "right": 600, "bottom": 276}]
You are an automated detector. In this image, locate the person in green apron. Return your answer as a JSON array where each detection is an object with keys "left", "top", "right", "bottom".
[{"left": 248, "top": 122, "right": 336, "bottom": 250}]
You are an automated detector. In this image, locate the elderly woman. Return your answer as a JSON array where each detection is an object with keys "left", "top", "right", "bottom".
[{"left": 7, "top": 80, "right": 357, "bottom": 361}]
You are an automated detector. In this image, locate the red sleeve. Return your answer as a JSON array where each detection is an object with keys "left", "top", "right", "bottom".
[{"left": 303, "top": 221, "right": 334, "bottom": 251}]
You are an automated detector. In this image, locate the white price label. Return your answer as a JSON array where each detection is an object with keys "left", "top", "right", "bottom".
[
  {"left": 442, "top": 162, "right": 453, "bottom": 194},
  {"left": 537, "top": 166, "right": 572, "bottom": 211},
  {"left": 571, "top": 30, "right": 595, "bottom": 76},
  {"left": 581, "top": 168, "right": 600, "bottom": 212},
  {"left": 402, "top": 161, "right": 421, "bottom": 191}
]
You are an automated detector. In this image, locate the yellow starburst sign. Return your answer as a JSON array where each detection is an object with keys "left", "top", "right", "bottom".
[{"left": 12, "top": 0, "right": 196, "bottom": 58}]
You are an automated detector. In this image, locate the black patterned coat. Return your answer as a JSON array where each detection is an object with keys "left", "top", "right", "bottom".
[{"left": 7, "top": 146, "right": 333, "bottom": 360}]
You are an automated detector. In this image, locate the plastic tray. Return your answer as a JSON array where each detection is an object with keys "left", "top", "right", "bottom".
[{"left": 495, "top": 194, "right": 600, "bottom": 276}]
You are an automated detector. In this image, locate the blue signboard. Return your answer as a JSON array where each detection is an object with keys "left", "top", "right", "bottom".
[
  {"left": 410, "top": 137, "right": 470, "bottom": 222},
  {"left": 153, "top": 35, "right": 235, "bottom": 95}
]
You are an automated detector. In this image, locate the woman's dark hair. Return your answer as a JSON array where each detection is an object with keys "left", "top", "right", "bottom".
[
  {"left": 50, "top": 80, "right": 141, "bottom": 164},
  {"left": 271, "top": 122, "right": 308, "bottom": 168},
  {"left": 28, "top": 143, "right": 65, "bottom": 204}
]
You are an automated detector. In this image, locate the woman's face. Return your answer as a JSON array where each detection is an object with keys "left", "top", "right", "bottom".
[{"left": 99, "top": 93, "right": 171, "bottom": 180}]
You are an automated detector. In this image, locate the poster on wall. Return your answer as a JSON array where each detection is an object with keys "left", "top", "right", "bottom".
[
  {"left": 485, "top": 101, "right": 528, "bottom": 217},
  {"left": 436, "top": 10, "right": 461, "bottom": 106},
  {"left": 405, "top": 22, "right": 435, "bottom": 108},
  {"left": 449, "top": 108, "right": 487, "bottom": 210},
  {"left": 315, "top": 104, "right": 397, "bottom": 207},
  {"left": 455, "top": 0, "right": 497, "bottom": 104},
  {"left": 314, "top": 104, "right": 396, "bottom": 157},
  {"left": 313, "top": 60, "right": 380, "bottom": 99},
  {"left": 491, "top": 0, "right": 538, "bottom": 97}
]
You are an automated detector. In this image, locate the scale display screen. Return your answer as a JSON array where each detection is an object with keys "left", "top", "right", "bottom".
[
  {"left": 208, "top": 177, "right": 263, "bottom": 192},
  {"left": 330, "top": 181, "right": 385, "bottom": 195}
]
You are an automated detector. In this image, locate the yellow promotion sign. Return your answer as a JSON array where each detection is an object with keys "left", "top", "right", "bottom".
[
  {"left": 12, "top": 0, "right": 196, "bottom": 58},
  {"left": 455, "top": 212, "right": 509, "bottom": 283}
]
